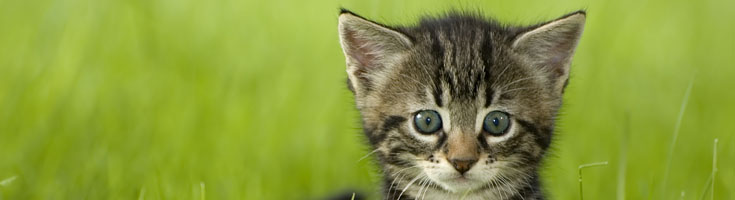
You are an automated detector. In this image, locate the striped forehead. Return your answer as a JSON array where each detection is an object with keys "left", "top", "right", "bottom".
[{"left": 423, "top": 26, "right": 498, "bottom": 108}]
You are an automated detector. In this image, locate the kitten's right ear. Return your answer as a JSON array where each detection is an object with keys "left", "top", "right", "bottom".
[
  {"left": 512, "top": 11, "right": 586, "bottom": 94},
  {"left": 338, "top": 9, "right": 412, "bottom": 95}
]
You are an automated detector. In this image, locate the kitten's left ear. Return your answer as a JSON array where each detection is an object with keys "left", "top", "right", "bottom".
[
  {"left": 338, "top": 9, "right": 413, "bottom": 96},
  {"left": 512, "top": 11, "right": 586, "bottom": 94}
]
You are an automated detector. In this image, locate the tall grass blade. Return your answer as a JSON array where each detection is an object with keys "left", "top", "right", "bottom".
[
  {"left": 200, "top": 182, "right": 206, "bottom": 200},
  {"left": 711, "top": 138, "right": 718, "bottom": 200},
  {"left": 661, "top": 79, "right": 694, "bottom": 198},
  {"left": 138, "top": 187, "right": 146, "bottom": 200},
  {"left": 617, "top": 113, "right": 630, "bottom": 200},
  {"left": 698, "top": 138, "right": 719, "bottom": 200},
  {"left": 578, "top": 161, "right": 609, "bottom": 200},
  {"left": 0, "top": 176, "right": 17, "bottom": 187}
]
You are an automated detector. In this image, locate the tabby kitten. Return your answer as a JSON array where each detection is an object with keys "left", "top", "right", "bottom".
[{"left": 337, "top": 9, "right": 585, "bottom": 200}]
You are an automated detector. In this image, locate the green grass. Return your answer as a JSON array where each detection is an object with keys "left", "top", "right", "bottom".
[
  {"left": 0, "top": 0, "right": 733, "bottom": 199},
  {"left": 578, "top": 161, "right": 609, "bottom": 200}
]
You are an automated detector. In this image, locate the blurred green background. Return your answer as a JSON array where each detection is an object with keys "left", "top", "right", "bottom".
[{"left": 0, "top": 0, "right": 733, "bottom": 199}]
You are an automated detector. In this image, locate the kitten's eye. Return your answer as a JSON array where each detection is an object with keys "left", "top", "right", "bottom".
[
  {"left": 483, "top": 111, "right": 510, "bottom": 136},
  {"left": 414, "top": 110, "right": 442, "bottom": 134}
]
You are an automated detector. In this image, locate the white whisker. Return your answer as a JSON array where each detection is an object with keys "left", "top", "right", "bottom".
[
  {"left": 398, "top": 173, "right": 423, "bottom": 199},
  {"left": 416, "top": 177, "right": 429, "bottom": 200},
  {"left": 495, "top": 63, "right": 512, "bottom": 80},
  {"left": 497, "top": 86, "right": 542, "bottom": 97},
  {"left": 357, "top": 149, "right": 380, "bottom": 162},
  {"left": 421, "top": 179, "right": 431, "bottom": 200},
  {"left": 388, "top": 173, "right": 404, "bottom": 199},
  {"left": 498, "top": 75, "right": 545, "bottom": 91}
]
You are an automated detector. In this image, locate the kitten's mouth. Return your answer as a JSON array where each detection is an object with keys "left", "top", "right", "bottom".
[
  {"left": 450, "top": 177, "right": 473, "bottom": 185},
  {"left": 448, "top": 175, "right": 476, "bottom": 183},
  {"left": 451, "top": 175, "right": 470, "bottom": 181},
  {"left": 429, "top": 175, "right": 485, "bottom": 193}
]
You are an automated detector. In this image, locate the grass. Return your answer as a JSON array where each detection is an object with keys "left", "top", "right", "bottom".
[
  {"left": 699, "top": 138, "right": 719, "bottom": 200},
  {"left": 138, "top": 187, "right": 145, "bottom": 200},
  {"left": 711, "top": 139, "right": 718, "bottom": 200},
  {"left": 578, "top": 161, "right": 609, "bottom": 200},
  {"left": 660, "top": 79, "right": 694, "bottom": 197},
  {"left": 1, "top": 0, "right": 734, "bottom": 199},
  {"left": 200, "top": 182, "right": 206, "bottom": 200},
  {"left": 0, "top": 176, "right": 17, "bottom": 187},
  {"left": 615, "top": 113, "right": 629, "bottom": 200}
]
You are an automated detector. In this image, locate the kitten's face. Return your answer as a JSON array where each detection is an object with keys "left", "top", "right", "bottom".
[
  {"left": 363, "top": 36, "right": 557, "bottom": 193},
  {"left": 338, "top": 10, "right": 584, "bottom": 198}
]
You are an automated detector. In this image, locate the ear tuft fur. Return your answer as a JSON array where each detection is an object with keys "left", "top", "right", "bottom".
[
  {"left": 339, "top": 8, "right": 354, "bottom": 15},
  {"left": 512, "top": 11, "right": 586, "bottom": 93},
  {"left": 337, "top": 10, "right": 412, "bottom": 95}
]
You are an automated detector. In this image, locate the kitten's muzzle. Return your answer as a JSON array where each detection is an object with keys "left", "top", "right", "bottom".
[{"left": 446, "top": 133, "right": 480, "bottom": 174}]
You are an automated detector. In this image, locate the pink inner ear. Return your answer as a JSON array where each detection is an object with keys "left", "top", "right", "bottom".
[
  {"left": 546, "top": 47, "right": 569, "bottom": 78},
  {"left": 344, "top": 29, "right": 378, "bottom": 68},
  {"left": 547, "top": 44, "right": 573, "bottom": 78}
]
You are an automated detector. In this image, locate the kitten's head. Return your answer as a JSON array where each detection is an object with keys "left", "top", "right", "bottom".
[{"left": 338, "top": 9, "right": 585, "bottom": 197}]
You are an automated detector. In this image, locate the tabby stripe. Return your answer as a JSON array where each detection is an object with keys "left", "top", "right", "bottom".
[
  {"left": 429, "top": 31, "right": 445, "bottom": 107},
  {"left": 369, "top": 115, "right": 406, "bottom": 145},
  {"left": 515, "top": 119, "right": 552, "bottom": 149},
  {"left": 481, "top": 33, "right": 495, "bottom": 107},
  {"left": 385, "top": 147, "right": 414, "bottom": 167},
  {"left": 477, "top": 133, "right": 490, "bottom": 150},
  {"left": 433, "top": 132, "right": 447, "bottom": 151}
]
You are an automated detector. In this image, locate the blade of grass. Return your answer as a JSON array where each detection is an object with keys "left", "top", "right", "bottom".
[
  {"left": 0, "top": 176, "right": 17, "bottom": 187},
  {"left": 617, "top": 112, "right": 630, "bottom": 200},
  {"left": 138, "top": 187, "right": 146, "bottom": 200},
  {"left": 579, "top": 161, "right": 609, "bottom": 200},
  {"left": 711, "top": 138, "right": 718, "bottom": 200},
  {"left": 698, "top": 174, "right": 713, "bottom": 200},
  {"left": 357, "top": 149, "right": 379, "bottom": 163},
  {"left": 200, "top": 182, "right": 206, "bottom": 200},
  {"left": 661, "top": 79, "right": 694, "bottom": 198},
  {"left": 699, "top": 138, "right": 718, "bottom": 200}
]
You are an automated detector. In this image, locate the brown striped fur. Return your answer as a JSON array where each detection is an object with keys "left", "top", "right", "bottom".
[{"left": 337, "top": 9, "right": 585, "bottom": 200}]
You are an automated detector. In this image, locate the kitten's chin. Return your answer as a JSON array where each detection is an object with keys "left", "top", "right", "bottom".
[{"left": 428, "top": 175, "right": 486, "bottom": 193}]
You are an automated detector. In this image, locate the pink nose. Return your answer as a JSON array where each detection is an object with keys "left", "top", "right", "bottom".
[{"left": 450, "top": 157, "right": 478, "bottom": 174}]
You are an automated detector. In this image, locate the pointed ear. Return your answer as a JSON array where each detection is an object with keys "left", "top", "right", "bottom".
[
  {"left": 338, "top": 9, "right": 412, "bottom": 95},
  {"left": 512, "top": 11, "right": 586, "bottom": 94}
]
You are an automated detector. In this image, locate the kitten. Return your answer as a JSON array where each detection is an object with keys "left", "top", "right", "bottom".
[{"left": 337, "top": 9, "right": 585, "bottom": 200}]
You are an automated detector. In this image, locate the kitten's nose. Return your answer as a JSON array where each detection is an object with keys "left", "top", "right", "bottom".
[{"left": 450, "top": 157, "right": 478, "bottom": 174}]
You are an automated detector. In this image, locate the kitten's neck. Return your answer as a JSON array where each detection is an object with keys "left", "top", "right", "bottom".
[{"left": 381, "top": 173, "right": 544, "bottom": 200}]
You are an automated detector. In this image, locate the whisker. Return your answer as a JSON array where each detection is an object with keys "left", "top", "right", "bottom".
[
  {"left": 495, "top": 177, "right": 507, "bottom": 200},
  {"left": 388, "top": 173, "right": 406, "bottom": 199},
  {"left": 421, "top": 178, "right": 431, "bottom": 200},
  {"left": 416, "top": 177, "right": 429, "bottom": 200},
  {"left": 357, "top": 149, "right": 380, "bottom": 162},
  {"left": 390, "top": 166, "right": 419, "bottom": 177},
  {"left": 498, "top": 75, "right": 545, "bottom": 91},
  {"left": 497, "top": 86, "right": 542, "bottom": 97},
  {"left": 398, "top": 173, "right": 424, "bottom": 200},
  {"left": 495, "top": 63, "right": 512, "bottom": 80},
  {"left": 495, "top": 172, "right": 515, "bottom": 199}
]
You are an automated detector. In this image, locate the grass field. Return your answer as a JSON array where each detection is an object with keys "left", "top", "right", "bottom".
[{"left": 0, "top": 0, "right": 733, "bottom": 199}]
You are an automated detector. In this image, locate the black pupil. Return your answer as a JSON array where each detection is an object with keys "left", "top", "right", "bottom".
[
  {"left": 425, "top": 117, "right": 432, "bottom": 125},
  {"left": 492, "top": 118, "right": 499, "bottom": 126}
]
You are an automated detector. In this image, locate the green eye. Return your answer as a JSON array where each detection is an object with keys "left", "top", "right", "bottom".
[
  {"left": 414, "top": 110, "right": 442, "bottom": 134},
  {"left": 483, "top": 111, "right": 510, "bottom": 136}
]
